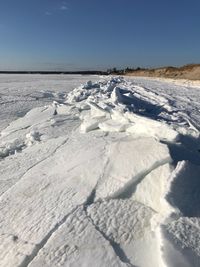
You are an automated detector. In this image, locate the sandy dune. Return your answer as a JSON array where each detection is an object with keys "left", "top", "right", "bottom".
[{"left": 125, "top": 64, "right": 200, "bottom": 80}]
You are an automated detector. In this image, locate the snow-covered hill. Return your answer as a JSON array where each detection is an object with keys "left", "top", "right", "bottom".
[{"left": 0, "top": 75, "right": 200, "bottom": 267}]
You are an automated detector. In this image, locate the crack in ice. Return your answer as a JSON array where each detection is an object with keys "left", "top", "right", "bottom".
[{"left": 0, "top": 137, "right": 69, "bottom": 198}]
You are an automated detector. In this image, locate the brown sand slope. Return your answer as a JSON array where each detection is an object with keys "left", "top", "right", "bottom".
[{"left": 125, "top": 64, "right": 200, "bottom": 80}]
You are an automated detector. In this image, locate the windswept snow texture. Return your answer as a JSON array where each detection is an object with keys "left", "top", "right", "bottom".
[{"left": 0, "top": 75, "right": 200, "bottom": 267}]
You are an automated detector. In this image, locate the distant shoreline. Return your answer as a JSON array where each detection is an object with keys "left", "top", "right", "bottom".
[
  {"left": 0, "top": 71, "right": 109, "bottom": 75},
  {"left": 1, "top": 64, "right": 200, "bottom": 81}
]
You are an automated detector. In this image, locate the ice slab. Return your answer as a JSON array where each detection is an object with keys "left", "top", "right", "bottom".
[
  {"left": 0, "top": 136, "right": 66, "bottom": 196},
  {"left": 95, "top": 136, "right": 172, "bottom": 200},
  {"left": 28, "top": 207, "right": 129, "bottom": 267},
  {"left": 163, "top": 217, "right": 200, "bottom": 267},
  {"left": 166, "top": 161, "right": 200, "bottom": 217},
  {"left": 132, "top": 163, "right": 174, "bottom": 214},
  {"left": 0, "top": 132, "right": 107, "bottom": 266},
  {"left": 87, "top": 199, "right": 163, "bottom": 267}
]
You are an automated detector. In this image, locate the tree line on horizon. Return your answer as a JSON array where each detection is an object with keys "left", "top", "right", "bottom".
[{"left": 107, "top": 67, "right": 144, "bottom": 74}]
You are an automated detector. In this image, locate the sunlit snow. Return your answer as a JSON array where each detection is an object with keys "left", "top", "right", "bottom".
[{"left": 0, "top": 74, "right": 200, "bottom": 267}]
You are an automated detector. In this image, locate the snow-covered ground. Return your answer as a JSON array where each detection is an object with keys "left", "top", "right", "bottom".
[
  {"left": 0, "top": 74, "right": 200, "bottom": 267},
  {"left": 0, "top": 74, "right": 99, "bottom": 131}
]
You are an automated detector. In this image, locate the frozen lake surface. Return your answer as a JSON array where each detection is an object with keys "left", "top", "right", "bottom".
[{"left": 0, "top": 74, "right": 200, "bottom": 267}]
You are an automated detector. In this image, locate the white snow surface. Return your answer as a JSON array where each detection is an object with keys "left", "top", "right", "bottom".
[{"left": 0, "top": 74, "right": 200, "bottom": 267}]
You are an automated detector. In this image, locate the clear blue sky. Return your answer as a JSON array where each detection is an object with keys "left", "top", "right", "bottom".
[{"left": 0, "top": 0, "right": 200, "bottom": 71}]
